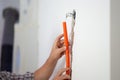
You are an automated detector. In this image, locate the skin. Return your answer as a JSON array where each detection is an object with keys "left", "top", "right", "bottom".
[
  {"left": 54, "top": 68, "right": 71, "bottom": 80},
  {"left": 34, "top": 34, "right": 71, "bottom": 80}
]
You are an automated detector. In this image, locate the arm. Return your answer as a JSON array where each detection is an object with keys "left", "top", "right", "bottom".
[{"left": 34, "top": 34, "right": 66, "bottom": 80}]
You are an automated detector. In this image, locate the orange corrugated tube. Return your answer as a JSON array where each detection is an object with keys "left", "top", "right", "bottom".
[{"left": 62, "top": 21, "right": 70, "bottom": 75}]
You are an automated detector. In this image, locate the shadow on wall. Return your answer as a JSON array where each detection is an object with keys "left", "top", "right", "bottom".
[{"left": 0, "top": 7, "right": 19, "bottom": 72}]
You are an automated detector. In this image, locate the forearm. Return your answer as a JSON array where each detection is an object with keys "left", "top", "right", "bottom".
[{"left": 34, "top": 57, "right": 58, "bottom": 80}]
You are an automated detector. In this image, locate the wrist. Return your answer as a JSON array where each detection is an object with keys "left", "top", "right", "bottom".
[{"left": 48, "top": 55, "right": 58, "bottom": 64}]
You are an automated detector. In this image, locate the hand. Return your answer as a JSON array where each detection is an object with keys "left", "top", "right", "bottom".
[
  {"left": 54, "top": 68, "right": 71, "bottom": 80},
  {"left": 49, "top": 34, "right": 66, "bottom": 60}
]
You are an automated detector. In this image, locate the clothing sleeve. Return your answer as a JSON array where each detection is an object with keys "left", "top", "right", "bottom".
[{"left": 0, "top": 71, "right": 34, "bottom": 80}]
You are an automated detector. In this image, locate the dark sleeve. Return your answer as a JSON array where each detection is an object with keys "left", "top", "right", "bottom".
[{"left": 0, "top": 71, "right": 34, "bottom": 80}]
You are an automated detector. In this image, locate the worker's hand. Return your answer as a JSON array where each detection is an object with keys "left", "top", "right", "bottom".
[
  {"left": 54, "top": 68, "right": 71, "bottom": 80},
  {"left": 49, "top": 34, "right": 66, "bottom": 60}
]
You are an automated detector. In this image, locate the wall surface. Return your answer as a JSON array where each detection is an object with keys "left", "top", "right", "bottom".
[
  {"left": 38, "top": 0, "right": 110, "bottom": 80},
  {"left": 13, "top": 0, "right": 39, "bottom": 73},
  {"left": 13, "top": 24, "right": 39, "bottom": 74},
  {"left": 111, "top": 0, "right": 120, "bottom": 80},
  {"left": 72, "top": 0, "right": 110, "bottom": 80}
]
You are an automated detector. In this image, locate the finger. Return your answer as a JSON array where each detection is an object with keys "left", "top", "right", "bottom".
[
  {"left": 55, "top": 34, "right": 64, "bottom": 42},
  {"left": 58, "top": 46, "right": 66, "bottom": 54},
  {"left": 59, "top": 52, "right": 65, "bottom": 58},
  {"left": 58, "top": 40, "right": 64, "bottom": 48},
  {"left": 60, "top": 39, "right": 64, "bottom": 44},
  {"left": 61, "top": 75, "right": 71, "bottom": 80},
  {"left": 54, "top": 34, "right": 64, "bottom": 48},
  {"left": 57, "top": 68, "right": 69, "bottom": 76}
]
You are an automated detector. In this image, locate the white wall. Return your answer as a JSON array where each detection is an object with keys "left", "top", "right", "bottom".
[
  {"left": 72, "top": 0, "right": 110, "bottom": 79},
  {"left": 38, "top": 0, "right": 110, "bottom": 80},
  {"left": 13, "top": 0, "right": 39, "bottom": 73},
  {"left": 13, "top": 24, "right": 39, "bottom": 74}
]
